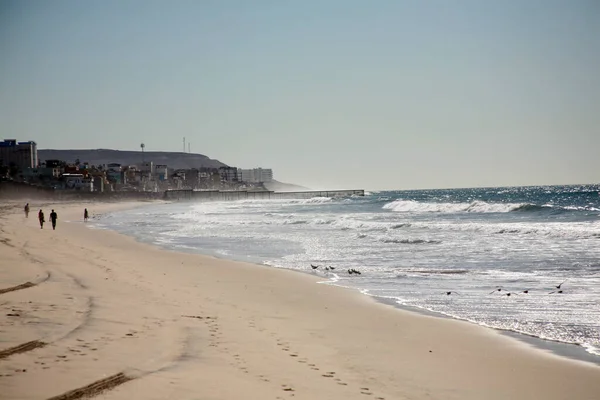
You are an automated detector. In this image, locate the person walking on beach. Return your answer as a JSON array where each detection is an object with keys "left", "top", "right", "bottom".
[
  {"left": 24, "top": 203, "right": 30, "bottom": 218},
  {"left": 38, "top": 209, "right": 45, "bottom": 229},
  {"left": 84, "top": 208, "right": 89, "bottom": 222},
  {"left": 50, "top": 209, "right": 58, "bottom": 230}
]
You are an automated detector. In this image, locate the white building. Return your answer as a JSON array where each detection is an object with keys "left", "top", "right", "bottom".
[{"left": 237, "top": 168, "right": 273, "bottom": 183}]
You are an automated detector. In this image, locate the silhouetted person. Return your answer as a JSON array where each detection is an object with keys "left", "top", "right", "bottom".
[
  {"left": 24, "top": 203, "right": 30, "bottom": 218},
  {"left": 38, "top": 210, "right": 45, "bottom": 229},
  {"left": 50, "top": 209, "right": 58, "bottom": 230},
  {"left": 84, "top": 208, "right": 89, "bottom": 222}
]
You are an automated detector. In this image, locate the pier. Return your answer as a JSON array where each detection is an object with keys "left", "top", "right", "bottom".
[{"left": 163, "top": 189, "right": 364, "bottom": 202}]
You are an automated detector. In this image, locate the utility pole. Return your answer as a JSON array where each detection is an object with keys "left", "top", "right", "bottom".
[
  {"left": 140, "top": 143, "right": 145, "bottom": 163},
  {"left": 183, "top": 137, "right": 186, "bottom": 152}
]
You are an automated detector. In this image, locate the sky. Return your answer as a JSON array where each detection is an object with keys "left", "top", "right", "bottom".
[{"left": 1, "top": 1, "right": 599, "bottom": 190}]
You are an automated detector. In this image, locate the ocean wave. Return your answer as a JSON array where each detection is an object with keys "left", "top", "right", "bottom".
[
  {"left": 397, "top": 268, "right": 469, "bottom": 275},
  {"left": 389, "top": 223, "right": 411, "bottom": 229},
  {"left": 283, "top": 219, "right": 309, "bottom": 225},
  {"left": 511, "top": 204, "right": 547, "bottom": 212},
  {"left": 286, "top": 197, "right": 333, "bottom": 204},
  {"left": 380, "top": 238, "right": 441, "bottom": 245},
  {"left": 382, "top": 199, "right": 556, "bottom": 214}
]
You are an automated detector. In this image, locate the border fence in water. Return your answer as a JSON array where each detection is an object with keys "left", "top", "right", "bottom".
[{"left": 163, "top": 189, "right": 364, "bottom": 202}]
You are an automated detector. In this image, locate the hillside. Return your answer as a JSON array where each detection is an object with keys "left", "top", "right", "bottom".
[{"left": 38, "top": 149, "right": 227, "bottom": 170}]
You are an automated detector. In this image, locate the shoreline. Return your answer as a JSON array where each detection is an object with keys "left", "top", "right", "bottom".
[
  {"left": 1, "top": 201, "right": 599, "bottom": 400},
  {"left": 95, "top": 201, "right": 600, "bottom": 366},
  {"left": 373, "top": 297, "right": 600, "bottom": 367}
]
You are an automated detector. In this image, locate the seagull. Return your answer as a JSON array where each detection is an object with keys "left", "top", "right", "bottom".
[
  {"left": 311, "top": 264, "right": 319, "bottom": 270},
  {"left": 522, "top": 290, "right": 529, "bottom": 294},
  {"left": 445, "top": 291, "right": 459, "bottom": 295},
  {"left": 555, "top": 279, "right": 567, "bottom": 289},
  {"left": 489, "top": 288, "right": 503, "bottom": 294},
  {"left": 329, "top": 266, "right": 335, "bottom": 270},
  {"left": 549, "top": 290, "right": 564, "bottom": 294},
  {"left": 504, "top": 292, "right": 518, "bottom": 297}
]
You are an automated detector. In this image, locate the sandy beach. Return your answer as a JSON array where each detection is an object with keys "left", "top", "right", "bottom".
[{"left": 1, "top": 201, "right": 599, "bottom": 400}]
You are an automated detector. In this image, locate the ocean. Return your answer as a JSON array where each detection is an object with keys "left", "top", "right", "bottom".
[{"left": 95, "top": 185, "right": 600, "bottom": 359}]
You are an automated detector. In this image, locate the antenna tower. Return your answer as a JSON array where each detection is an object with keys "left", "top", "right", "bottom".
[{"left": 140, "top": 143, "right": 145, "bottom": 162}]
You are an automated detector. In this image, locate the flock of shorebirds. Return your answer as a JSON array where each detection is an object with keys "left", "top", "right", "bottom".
[
  {"left": 310, "top": 264, "right": 569, "bottom": 296},
  {"left": 445, "top": 279, "right": 569, "bottom": 296},
  {"left": 310, "top": 264, "right": 361, "bottom": 275}
]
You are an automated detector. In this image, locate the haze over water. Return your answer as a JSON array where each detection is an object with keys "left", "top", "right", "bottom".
[{"left": 95, "top": 185, "right": 600, "bottom": 358}]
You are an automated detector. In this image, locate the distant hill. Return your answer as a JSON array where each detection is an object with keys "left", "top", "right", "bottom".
[
  {"left": 38, "top": 149, "right": 309, "bottom": 191},
  {"left": 38, "top": 149, "right": 227, "bottom": 170}
]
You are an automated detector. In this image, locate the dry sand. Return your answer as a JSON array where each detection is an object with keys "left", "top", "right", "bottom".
[{"left": 0, "top": 201, "right": 599, "bottom": 400}]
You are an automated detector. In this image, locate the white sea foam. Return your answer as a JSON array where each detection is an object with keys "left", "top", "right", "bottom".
[{"left": 383, "top": 199, "right": 525, "bottom": 213}]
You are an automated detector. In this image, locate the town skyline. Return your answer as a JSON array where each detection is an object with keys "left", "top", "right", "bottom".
[{"left": 1, "top": 1, "right": 599, "bottom": 190}]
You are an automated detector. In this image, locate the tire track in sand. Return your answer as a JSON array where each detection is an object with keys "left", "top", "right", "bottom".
[
  {"left": 45, "top": 372, "right": 133, "bottom": 400},
  {"left": 0, "top": 340, "right": 47, "bottom": 360},
  {"left": 0, "top": 271, "right": 51, "bottom": 295}
]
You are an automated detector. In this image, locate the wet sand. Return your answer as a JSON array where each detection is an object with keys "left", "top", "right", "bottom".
[{"left": 1, "top": 201, "right": 599, "bottom": 400}]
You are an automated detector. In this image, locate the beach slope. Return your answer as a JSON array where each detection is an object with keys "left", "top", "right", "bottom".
[{"left": 1, "top": 202, "right": 599, "bottom": 400}]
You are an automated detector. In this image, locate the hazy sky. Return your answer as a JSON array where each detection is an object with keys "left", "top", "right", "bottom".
[{"left": 1, "top": 1, "right": 599, "bottom": 190}]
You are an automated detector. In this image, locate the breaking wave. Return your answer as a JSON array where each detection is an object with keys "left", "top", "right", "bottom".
[
  {"left": 380, "top": 238, "right": 441, "bottom": 245},
  {"left": 383, "top": 200, "right": 556, "bottom": 214}
]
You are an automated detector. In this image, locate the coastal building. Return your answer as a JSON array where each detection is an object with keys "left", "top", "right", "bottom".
[
  {"left": 219, "top": 166, "right": 239, "bottom": 182},
  {"left": 105, "top": 163, "right": 123, "bottom": 184},
  {"left": 123, "top": 166, "right": 139, "bottom": 185},
  {"left": 62, "top": 173, "right": 94, "bottom": 191},
  {"left": 0, "top": 139, "right": 38, "bottom": 169},
  {"left": 155, "top": 164, "right": 168, "bottom": 181},
  {"left": 140, "top": 161, "right": 154, "bottom": 175},
  {"left": 44, "top": 159, "right": 62, "bottom": 168},
  {"left": 237, "top": 168, "right": 273, "bottom": 183},
  {"left": 22, "top": 167, "right": 61, "bottom": 181}
]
